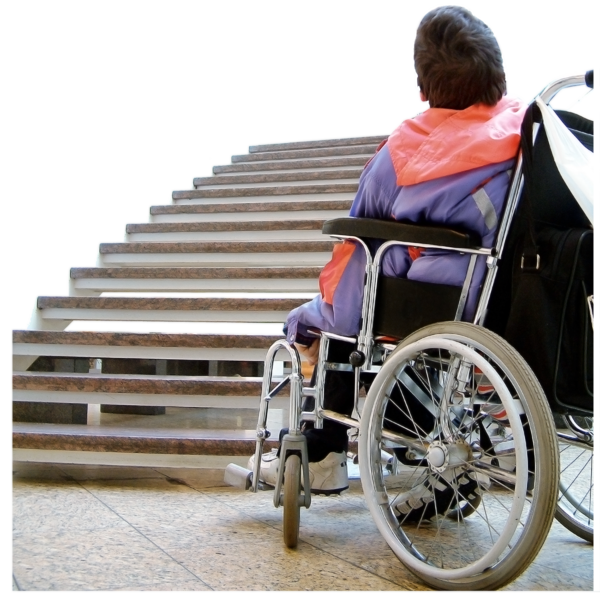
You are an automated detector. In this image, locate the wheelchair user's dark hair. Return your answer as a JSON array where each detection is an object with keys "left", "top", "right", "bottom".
[{"left": 414, "top": 6, "right": 507, "bottom": 110}]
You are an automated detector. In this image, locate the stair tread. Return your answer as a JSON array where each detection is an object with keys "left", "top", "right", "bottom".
[
  {"left": 13, "top": 422, "right": 262, "bottom": 439},
  {"left": 13, "top": 423, "right": 276, "bottom": 455},
  {"left": 12, "top": 425, "right": 358, "bottom": 456},
  {"left": 249, "top": 135, "right": 386, "bottom": 153},
  {"left": 13, "top": 330, "right": 282, "bottom": 347},
  {"left": 213, "top": 156, "right": 370, "bottom": 174},
  {"left": 193, "top": 169, "right": 362, "bottom": 187},
  {"left": 172, "top": 183, "right": 357, "bottom": 200},
  {"left": 69, "top": 266, "right": 322, "bottom": 279},
  {"left": 37, "top": 296, "right": 305, "bottom": 310},
  {"left": 14, "top": 372, "right": 277, "bottom": 395},
  {"left": 232, "top": 145, "right": 378, "bottom": 162},
  {"left": 150, "top": 199, "right": 352, "bottom": 215},
  {"left": 126, "top": 220, "right": 325, "bottom": 234},
  {"left": 99, "top": 240, "right": 335, "bottom": 254}
]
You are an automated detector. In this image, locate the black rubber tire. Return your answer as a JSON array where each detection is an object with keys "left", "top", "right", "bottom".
[
  {"left": 283, "top": 454, "right": 301, "bottom": 548},
  {"left": 446, "top": 491, "right": 483, "bottom": 520}
]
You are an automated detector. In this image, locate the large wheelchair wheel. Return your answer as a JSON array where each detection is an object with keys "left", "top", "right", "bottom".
[
  {"left": 359, "top": 322, "right": 559, "bottom": 590},
  {"left": 555, "top": 416, "right": 594, "bottom": 543}
]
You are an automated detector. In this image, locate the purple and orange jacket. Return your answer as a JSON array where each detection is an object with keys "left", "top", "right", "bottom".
[{"left": 285, "top": 96, "right": 527, "bottom": 345}]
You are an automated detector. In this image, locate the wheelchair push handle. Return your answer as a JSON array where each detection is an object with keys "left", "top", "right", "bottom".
[{"left": 585, "top": 70, "right": 593, "bottom": 89}]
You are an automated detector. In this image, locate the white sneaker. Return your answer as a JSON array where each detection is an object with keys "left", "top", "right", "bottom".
[
  {"left": 392, "top": 472, "right": 490, "bottom": 522},
  {"left": 247, "top": 450, "right": 349, "bottom": 494},
  {"left": 302, "top": 451, "right": 349, "bottom": 495},
  {"left": 247, "top": 450, "right": 280, "bottom": 487},
  {"left": 392, "top": 480, "right": 437, "bottom": 518}
]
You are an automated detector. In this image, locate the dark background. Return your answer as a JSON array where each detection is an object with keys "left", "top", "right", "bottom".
[{"left": 3, "top": 10, "right": 591, "bottom": 328}]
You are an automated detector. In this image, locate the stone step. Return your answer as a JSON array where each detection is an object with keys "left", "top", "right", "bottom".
[
  {"left": 13, "top": 372, "right": 289, "bottom": 409},
  {"left": 213, "top": 156, "right": 371, "bottom": 175},
  {"left": 193, "top": 168, "right": 363, "bottom": 188},
  {"left": 97, "top": 240, "right": 335, "bottom": 267},
  {"left": 248, "top": 135, "right": 386, "bottom": 153},
  {"left": 171, "top": 183, "right": 358, "bottom": 204},
  {"left": 13, "top": 423, "right": 277, "bottom": 456},
  {"left": 13, "top": 330, "right": 284, "bottom": 361},
  {"left": 232, "top": 144, "right": 378, "bottom": 163},
  {"left": 69, "top": 266, "right": 321, "bottom": 293},
  {"left": 36, "top": 296, "right": 305, "bottom": 322},
  {"left": 149, "top": 199, "right": 352, "bottom": 223},
  {"left": 125, "top": 219, "right": 327, "bottom": 242}
]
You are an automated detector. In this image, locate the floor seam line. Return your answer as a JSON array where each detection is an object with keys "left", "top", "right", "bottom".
[{"left": 69, "top": 477, "right": 216, "bottom": 591}]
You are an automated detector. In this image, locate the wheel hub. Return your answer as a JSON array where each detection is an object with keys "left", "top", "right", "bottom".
[{"left": 426, "top": 440, "right": 471, "bottom": 474}]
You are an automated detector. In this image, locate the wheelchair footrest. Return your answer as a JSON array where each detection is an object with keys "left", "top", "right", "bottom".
[{"left": 224, "top": 463, "right": 253, "bottom": 490}]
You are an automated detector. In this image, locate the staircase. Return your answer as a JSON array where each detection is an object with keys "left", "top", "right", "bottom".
[{"left": 12, "top": 135, "right": 385, "bottom": 468}]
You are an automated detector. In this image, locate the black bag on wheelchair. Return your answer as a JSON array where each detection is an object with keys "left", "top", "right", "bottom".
[
  {"left": 493, "top": 103, "right": 593, "bottom": 416},
  {"left": 505, "top": 226, "right": 593, "bottom": 415}
]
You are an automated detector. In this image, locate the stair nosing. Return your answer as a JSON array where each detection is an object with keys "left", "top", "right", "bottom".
[
  {"left": 150, "top": 200, "right": 352, "bottom": 215},
  {"left": 69, "top": 266, "right": 322, "bottom": 280},
  {"left": 172, "top": 183, "right": 358, "bottom": 200}
]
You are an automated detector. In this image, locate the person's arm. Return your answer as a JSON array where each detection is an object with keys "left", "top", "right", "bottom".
[
  {"left": 284, "top": 146, "right": 400, "bottom": 345},
  {"left": 285, "top": 239, "right": 367, "bottom": 344}
]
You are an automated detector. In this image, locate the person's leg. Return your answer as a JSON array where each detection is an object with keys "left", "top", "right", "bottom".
[
  {"left": 302, "top": 339, "right": 355, "bottom": 462},
  {"left": 251, "top": 338, "right": 356, "bottom": 492}
]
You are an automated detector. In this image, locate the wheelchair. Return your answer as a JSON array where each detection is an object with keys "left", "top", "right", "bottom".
[{"left": 225, "top": 71, "right": 593, "bottom": 591}]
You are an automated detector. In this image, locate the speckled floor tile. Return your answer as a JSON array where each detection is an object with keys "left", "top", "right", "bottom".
[
  {"left": 89, "top": 501, "right": 279, "bottom": 551},
  {"left": 502, "top": 560, "right": 594, "bottom": 591},
  {"left": 78, "top": 475, "right": 197, "bottom": 493},
  {"left": 103, "top": 580, "right": 214, "bottom": 591},
  {"left": 13, "top": 482, "right": 127, "bottom": 535},
  {"left": 203, "top": 488, "right": 292, "bottom": 529},
  {"left": 137, "top": 519, "right": 278, "bottom": 553},
  {"left": 12, "top": 525, "right": 210, "bottom": 592},
  {"left": 58, "top": 464, "right": 170, "bottom": 481},
  {"left": 168, "top": 539, "right": 408, "bottom": 591},
  {"left": 13, "top": 576, "right": 19, "bottom": 591},
  {"left": 534, "top": 535, "right": 593, "bottom": 572},
  {"left": 13, "top": 462, "right": 595, "bottom": 591},
  {"left": 299, "top": 521, "right": 430, "bottom": 589},
  {"left": 12, "top": 462, "right": 74, "bottom": 482},
  {"left": 275, "top": 491, "right": 432, "bottom": 590},
  {"left": 154, "top": 466, "right": 235, "bottom": 489}
]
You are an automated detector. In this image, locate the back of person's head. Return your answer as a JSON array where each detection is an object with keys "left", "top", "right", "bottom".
[{"left": 414, "top": 5, "right": 506, "bottom": 110}]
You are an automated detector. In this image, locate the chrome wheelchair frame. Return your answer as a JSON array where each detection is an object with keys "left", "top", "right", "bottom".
[{"left": 225, "top": 72, "right": 593, "bottom": 590}]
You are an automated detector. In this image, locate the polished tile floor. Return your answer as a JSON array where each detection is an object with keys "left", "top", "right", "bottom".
[{"left": 13, "top": 459, "right": 595, "bottom": 592}]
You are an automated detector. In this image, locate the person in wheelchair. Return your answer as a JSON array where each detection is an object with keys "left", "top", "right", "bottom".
[{"left": 250, "top": 6, "right": 527, "bottom": 508}]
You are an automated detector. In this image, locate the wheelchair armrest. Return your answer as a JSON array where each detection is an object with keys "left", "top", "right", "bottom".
[{"left": 322, "top": 217, "right": 481, "bottom": 249}]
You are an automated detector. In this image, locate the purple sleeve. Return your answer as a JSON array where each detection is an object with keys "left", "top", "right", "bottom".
[
  {"left": 285, "top": 241, "right": 368, "bottom": 342},
  {"left": 285, "top": 150, "right": 395, "bottom": 342}
]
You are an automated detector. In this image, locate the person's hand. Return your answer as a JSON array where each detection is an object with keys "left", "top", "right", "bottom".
[{"left": 295, "top": 338, "right": 320, "bottom": 366}]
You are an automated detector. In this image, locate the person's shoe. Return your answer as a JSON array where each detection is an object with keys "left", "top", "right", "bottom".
[
  {"left": 248, "top": 449, "right": 349, "bottom": 494},
  {"left": 247, "top": 450, "right": 279, "bottom": 487},
  {"left": 302, "top": 451, "right": 349, "bottom": 495},
  {"left": 392, "top": 472, "right": 488, "bottom": 522},
  {"left": 474, "top": 366, "right": 495, "bottom": 395}
]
